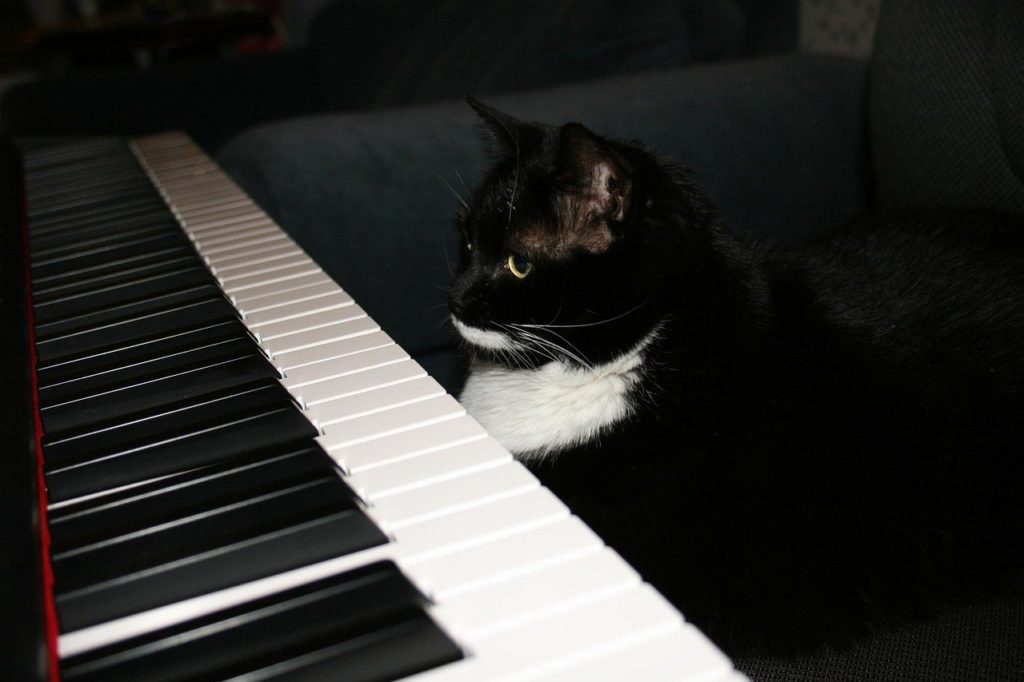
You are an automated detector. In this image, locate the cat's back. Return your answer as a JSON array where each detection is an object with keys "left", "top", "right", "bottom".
[
  {"left": 745, "top": 209, "right": 1024, "bottom": 430},
  {"left": 786, "top": 210, "right": 1024, "bottom": 356}
]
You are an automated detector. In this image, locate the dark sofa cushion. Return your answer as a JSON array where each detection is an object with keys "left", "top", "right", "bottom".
[
  {"left": 305, "top": 0, "right": 751, "bottom": 111},
  {"left": 870, "top": 0, "right": 1024, "bottom": 215}
]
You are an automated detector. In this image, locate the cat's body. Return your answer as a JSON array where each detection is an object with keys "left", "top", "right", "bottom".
[{"left": 449, "top": 100, "right": 1024, "bottom": 658}]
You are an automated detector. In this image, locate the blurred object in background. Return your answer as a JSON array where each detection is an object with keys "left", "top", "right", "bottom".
[
  {"left": 15, "top": 0, "right": 282, "bottom": 74},
  {"left": 800, "top": 0, "right": 880, "bottom": 59}
]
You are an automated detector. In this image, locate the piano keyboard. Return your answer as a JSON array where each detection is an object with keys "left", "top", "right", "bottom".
[{"left": 20, "top": 133, "right": 742, "bottom": 681}]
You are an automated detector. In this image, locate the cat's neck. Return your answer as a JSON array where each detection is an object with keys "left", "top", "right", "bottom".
[{"left": 460, "top": 324, "right": 663, "bottom": 458}]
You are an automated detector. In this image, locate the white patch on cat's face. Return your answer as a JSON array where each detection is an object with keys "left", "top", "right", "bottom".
[
  {"left": 451, "top": 316, "right": 514, "bottom": 351},
  {"left": 459, "top": 324, "right": 661, "bottom": 459}
]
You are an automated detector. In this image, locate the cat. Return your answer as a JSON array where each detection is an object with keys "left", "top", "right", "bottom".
[{"left": 448, "top": 97, "right": 1024, "bottom": 658}]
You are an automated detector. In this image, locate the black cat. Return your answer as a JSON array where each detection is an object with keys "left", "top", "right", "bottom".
[{"left": 448, "top": 98, "right": 1024, "bottom": 658}]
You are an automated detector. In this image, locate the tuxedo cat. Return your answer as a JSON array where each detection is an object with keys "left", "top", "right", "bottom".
[{"left": 448, "top": 98, "right": 1024, "bottom": 657}]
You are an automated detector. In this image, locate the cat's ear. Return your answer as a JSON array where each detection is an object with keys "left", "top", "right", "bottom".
[
  {"left": 556, "top": 123, "right": 633, "bottom": 224},
  {"left": 467, "top": 96, "right": 522, "bottom": 158}
]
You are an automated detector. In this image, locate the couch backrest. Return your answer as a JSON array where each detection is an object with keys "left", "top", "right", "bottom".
[
  {"left": 869, "top": 0, "right": 1024, "bottom": 215},
  {"left": 304, "top": 0, "right": 795, "bottom": 112}
]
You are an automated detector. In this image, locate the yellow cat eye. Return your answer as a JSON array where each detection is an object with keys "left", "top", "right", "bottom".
[{"left": 507, "top": 254, "right": 533, "bottom": 279}]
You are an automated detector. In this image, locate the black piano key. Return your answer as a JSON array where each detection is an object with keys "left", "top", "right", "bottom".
[
  {"left": 30, "top": 231, "right": 190, "bottom": 278},
  {"left": 55, "top": 505, "right": 387, "bottom": 632},
  {"left": 22, "top": 138, "right": 123, "bottom": 165},
  {"left": 28, "top": 196, "right": 167, "bottom": 235},
  {"left": 27, "top": 183, "right": 159, "bottom": 220},
  {"left": 38, "top": 331, "right": 256, "bottom": 403},
  {"left": 44, "top": 379, "right": 298, "bottom": 468},
  {"left": 59, "top": 562, "right": 460, "bottom": 682},
  {"left": 27, "top": 175, "right": 154, "bottom": 211},
  {"left": 29, "top": 215, "right": 179, "bottom": 259},
  {"left": 29, "top": 222, "right": 186, "bottom": 266},
  {"left": 27, "top": 162, "right": 145, "bottom": 191},
  {"left": 53, "top": 475, "right": 358, "bottom": 591},
  {"left": 252, "top": 611, "right": 461, "bottom": 682},
  {"left": 41, "top": 353, "right": 279, "bottom": 434},
  {"left": 31, "top": 245, "right": 199, "bottom": 296},
  {"left": 34, "top": 281, "right": 221, "bottom": 339},
  {"left": 36, "top": 318, "right": 250, "bottom": 388},
  {"left": 33, "top": 266, "right": 216, "bottom": 326},
  {"left": 31, "top": 254, "right": 199, "bottom": 302},
  {"left": 45, "top": 384, "right": 319, "bottom": 502},
  {"left": 35, "top": 296, "right": 239, "bottom": 364},
  {"left": 27, "top": 156, "right": 138, "bottom": 182},
  {"left": 49, "top": 443, "right": 346, "bottom": 552}
]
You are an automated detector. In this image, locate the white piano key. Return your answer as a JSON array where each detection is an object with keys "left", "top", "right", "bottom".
[
  {"left": 220, "top": 261, "right": 323, "bottom": 294},
  {"left": 203, "top": 239, "right": 303, "bottom": 267},
  {"left": 251, "top": 302, "right": 366, "bottom": 341},
  {"left": 184, "top": 209, "right": 265, "bottom": 231},
  {"left": 409, "top": 516, "right": 606, "bottom": 605},
  {"left": 155, "top": 167, "right": 230, "bottom": 184},
  {"left": 525, "top": 625, "right": 735, "bottom": 682},
  {"left": 237, "top": 280, "right": 346, "bottom": 316},
  {"left": 305, "top": 376, "right": 445, "bottom": 428},
  {"left": 187, "top": 215, "right": 271, "bottom": 236},
  {"left": 331, "top": 413, "right": 488, "bottom": 473},
  {"left": 408, "top": 586, "right": 683, "bottom": 682},
  {"left": 433, "top": 548, "right": 635, "bottom": 637},
  {"left": 171, "top": 192, "right": 250, "bottom": 213},
  {"left": 296, "top": 359, "right": 426, "bottom": 406},
  {"left": 229, "top": 271, "right": 334, "bottom": 307},
  {"left": 195, "top": 230, "right": 287, "bottom": 257},
  {"left": 242, "top": 290, "right": 353, "bottom": 328},
  {"left": 275, "top": 329, "right": 395, "bottom": 371},
  {"left": 168, "top": 190, "right": 243, "bottom": 213},
  {"left": 178, "top": 197, "right": 255, "bottom": 218},
  {"left": 282, "top": 343, "right": 407, "bottom": 389},
  {"left": 315, "top": 394, "right": 465, "bottom": 451},
  {"left": 207, "top": 245, "right": 308, "bottom": 274},
  {"left": 161, "top": 177, "right": 239, "bottom": 195},
  {"left": 189, "top": 218, "right": 276, "bottom": 241},
  {"left": 346, "top": 436, "right": 510, "bottom": 500},
  {"left": 215, "top": 254, "right": 314, "bottom": 286},
  {"left": 370, "top": 460, "right": 536, "bottom": 528},
  {"left": 191, "top": 223, "right": 279, "bottom": 249},
  {"left": 165, "top": 185, "right": 231, "bottom": 202},
  {"left": 169, "top": 184, "right": 239, "bottom": 204},
  {"left": 159, "top": 177, "right": 236, "bottom": 195},
  {"left": 153, "top": 152, "right": 219, "bottom": 166},
  {"left": 393, "top": 487, "right": 565, "bottom": 559},
  {"left": 263, "top": 315, "right": 378, "bottom": 356}
]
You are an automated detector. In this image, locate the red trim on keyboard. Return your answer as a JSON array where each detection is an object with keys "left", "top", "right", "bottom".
[{"left": 21, "top": 168, "right": 62, "bottom": 682}]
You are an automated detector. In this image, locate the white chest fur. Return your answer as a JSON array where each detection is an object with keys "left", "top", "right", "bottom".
[{"left": 459, "top": 331, "right": 657, "bottom": 459}]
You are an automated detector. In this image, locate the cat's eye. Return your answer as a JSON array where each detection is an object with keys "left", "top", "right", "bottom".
[
  {"left": 507, "top": 254, "right": 533, "bottom": 279},
  {"left": 466, "top": 241, "right": 472, "bottom": 252}
]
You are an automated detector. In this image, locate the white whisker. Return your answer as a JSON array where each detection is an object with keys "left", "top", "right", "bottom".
[
  {"left": 434, "top": 171, "right": 469, "bottom": 210},
  {"left": 516, "top": 300, "right": 650, "bottom": 330}
]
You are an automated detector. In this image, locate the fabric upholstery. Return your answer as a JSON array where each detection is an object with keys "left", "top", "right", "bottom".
[
  {"left": 307, "top": 0, "right": 710, "bottom": 111},
  {"left": 735, "top": 591, "right": 1024, "bottom": 682},
  {"left": 869, "top": 0, "right": 1024, "bottom": 215}
]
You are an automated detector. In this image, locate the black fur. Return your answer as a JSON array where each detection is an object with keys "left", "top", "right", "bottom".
[{"left": 449, "top": 101, "right": 1024, "bottom": 658}]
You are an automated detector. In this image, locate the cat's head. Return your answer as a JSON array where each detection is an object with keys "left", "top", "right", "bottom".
[{"left": 449, "top": 98, "right": 719, "bottom": 369}]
